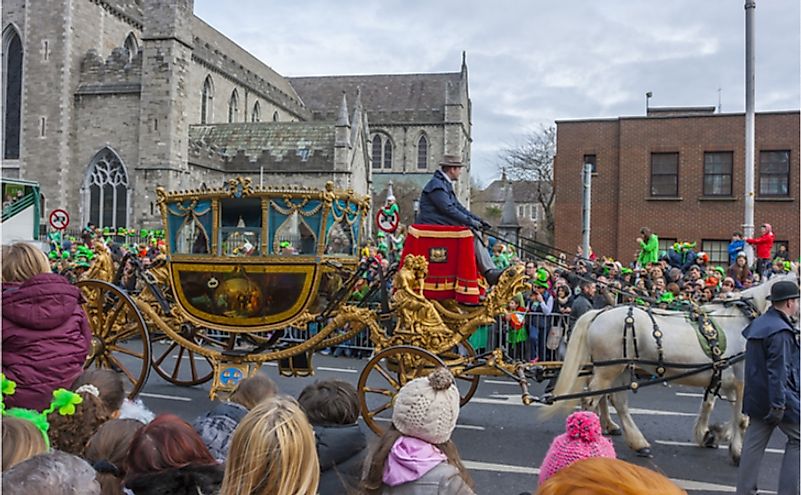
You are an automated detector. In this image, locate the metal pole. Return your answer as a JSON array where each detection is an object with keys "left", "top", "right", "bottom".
[
  {"left": 581, "top": 162, "right": 592, "bottom": 260},
  {"left": 744, "top": 0, "right": 756, "bottom": 264}
]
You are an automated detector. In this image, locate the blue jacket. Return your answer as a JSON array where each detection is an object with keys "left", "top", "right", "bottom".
[
  {"left": 416, "top": 170, "right": 485, "bottom": 228},
  {"left": 728, "top": 239, "right": 745, "bottom": 265},
  {"left": 667, "top": 248, "right": 697, "bottom": 272},
  {"left": 742, "top": 307, "right": 800, "bottom": 424}
]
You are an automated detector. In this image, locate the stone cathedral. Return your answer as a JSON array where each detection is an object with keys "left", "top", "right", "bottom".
[{"left": 1, "top": 0, "right": 472, "bottom": 229}]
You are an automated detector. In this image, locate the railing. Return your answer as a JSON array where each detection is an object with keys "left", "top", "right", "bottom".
[{"left": 2, "top": 192, "right": 36, "bottom": 223}]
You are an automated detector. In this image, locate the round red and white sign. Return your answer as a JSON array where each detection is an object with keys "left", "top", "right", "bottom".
[{"left": 49, "top": 209, "right": 70, "bottom": 230}]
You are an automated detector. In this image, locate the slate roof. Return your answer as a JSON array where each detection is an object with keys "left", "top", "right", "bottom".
[
  {"left": 289, "top": 73, "right": 462, "bottom": 124},
  {"left": 188, "top": 123, "right": 336, "bottom": 168},
  {"left": 473, "top": 179, "right": 549, "bottom": 204}
]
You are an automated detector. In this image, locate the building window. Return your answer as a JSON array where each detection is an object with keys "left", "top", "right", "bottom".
[
  {"left": 228, "top": 90, "right": 239, "bottom": 123},
  {"left": 200, "top": 76, "right": 213, "bottom": 124},
  {"left": 42, "top": 39, "right": 49, "bottom": 61},
  {"left": 39, "top": 117, "right": 46, "bottom": 137},
  {"left": 530, "top": 205, "right": 538, "bottom": 221},
  {"left": 703, "top": 152, "right": 733, "bottom": 196},
  {"left": 650, "top": 152, "right": 679, "bottom": 197},
  {"left": 583, "top": 154, "right": 597, "bottom": 174},
  {"left": 517, "top": 205, "right": 524, "bottom": 218},
  {"left": 251, "top": 101, "right": 261, "bottom": 122},
  {"left": 3, "top": 27, "right": 23, "bottom": 160},
  {"left": 272, "top": 111, "right": 279, "bottom": 122},
  {"left": 759, "top": 150, "right": 790, "bottom": 196},
  {"left": 370, "top": 134, "right": 393, "bottom": 169},
  {"left": 417, "top": 135, "right": 428, "bottom": 170},
  {"left": 773, "top": 240, "right": 789, "bottom": 258},
  {"left": 658, "top": 238, "right": 677, "bottom": 254},
  {"left": 123, "top": 33, "right": 138, "bottom": 63},
  {"left": 701, "top": 239, "right": 729, "bottom": 266},
  {"left": 84, "top": 148, "right": 129, "bottom": 228}
]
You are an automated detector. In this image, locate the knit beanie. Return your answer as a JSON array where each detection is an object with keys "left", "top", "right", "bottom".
[
  {"left": 392, "top": 367, "right": 460, "bottom": 445},
  {"left": 538, "top": 411, "right": 616, "bottom": 485}
]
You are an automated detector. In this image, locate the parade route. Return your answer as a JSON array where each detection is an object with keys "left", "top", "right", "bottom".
[{"left": 137, "top": 347, "right": 786, "bottom": 495}]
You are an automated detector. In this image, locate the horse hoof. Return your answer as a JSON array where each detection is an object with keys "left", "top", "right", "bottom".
[
  {"left": 731, "top": 455, "right": 741, "bottom": 467},
  {"left": 702, "top": 431, "right": 718, "bottom": 448},
  {"left": 606, "top": 428, "right": 623, "bottom": 436},
  {"left": 636, "top": 448, "right": 653, "bottom": 458}
]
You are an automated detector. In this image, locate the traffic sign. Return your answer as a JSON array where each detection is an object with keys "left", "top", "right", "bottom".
[
  {"left": 375, "top": 208, "right": 399, "bottom": 233},
  {"left": 49, "top": 209, "right": 70, "bottom": 230}
]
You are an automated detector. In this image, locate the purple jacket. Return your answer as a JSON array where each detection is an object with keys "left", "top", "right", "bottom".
[{"left": 2, "top": 273, "right": 92, "bottom": 411}]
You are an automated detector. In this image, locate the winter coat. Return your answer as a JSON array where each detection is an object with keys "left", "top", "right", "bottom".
[
  {"left": 746, "top": 231, "right": 775, "bottom": 260},
  {"left": 315, "top": 423, "right": 368, "bottom": 495},
  {"left": 667, "top": 248, "right": 697, "bottom": 272},
  {"left": 125, "top": 464, "right": 224, "bottom": 495},
  {"left": 416, "top": 170, "right": 485, "bottom": 229},
  {"left": 727, "top": 239, "right": 745, "bottom": 265},
  {"left": 2, "top": 273, "right": 92, "bottom": 411},
  {"left": 742, "top": 307, "right": 800, "bottom": 424},
  {"left": 637, "top": 234, "right": 659, "bottom": 267},
  {"left": 570, "top": 293, "right": 594, "bottom": 325},
  {"left": 193, "top": 402, "right": 248, "bottom": 462},
  {"left": 379, "top": 462, "right": 475, "bottom": 495}
]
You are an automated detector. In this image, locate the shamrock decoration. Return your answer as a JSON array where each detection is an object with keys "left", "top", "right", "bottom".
[{"left": 43, "top": 388, "right": 83, "bottom": 416}]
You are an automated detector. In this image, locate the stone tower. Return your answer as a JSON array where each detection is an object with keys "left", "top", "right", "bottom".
[{"left": 135, "top": 0, "right": 194, "bottom": 226}]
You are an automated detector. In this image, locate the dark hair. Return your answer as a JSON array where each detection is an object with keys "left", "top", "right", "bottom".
[
  {"left": 733, "top": 231, "right": 742, "bottom": 237},
  {"left": 48, "top": 389, "right": 112, "bottom": 457},
  {"left": 580, "top": 280, "right": 594, "bottom": 291},
  {"left": 72, "top": 369, "right": 126, "bottom": 414},
  {"left": 125, "top": 414, "right": 217, "bottom": 480},
  {"left": 229, "top": 373, "right": 277, "bottom": 410},
  {"left": 361, "top": 425, "right": 473, "bottom": 494},
  {"left": 298, "top": 379, "right": 359, "bottom": 425},
  {"left": 85, "top": 419, "right": 144, "bottom": 495}
]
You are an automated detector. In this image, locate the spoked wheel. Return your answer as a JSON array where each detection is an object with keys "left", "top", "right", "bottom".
[
  {"left": 77, "top": 280, "right": 151, "bottom": 399},
  {"left": 438, "top": 341, "right": 481, "bottom": 406},
  {"left": 358, "top": 345, "right": 445, "bottom": 435}
]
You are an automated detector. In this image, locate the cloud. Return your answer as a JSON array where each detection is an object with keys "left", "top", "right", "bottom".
[{"left": 194, "top": 0, "right": 800, "bottom": 185}]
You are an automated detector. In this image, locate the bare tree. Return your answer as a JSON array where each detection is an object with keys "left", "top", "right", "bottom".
[{"left": 498, "top": 125, "right": 556, "bottom": 244}]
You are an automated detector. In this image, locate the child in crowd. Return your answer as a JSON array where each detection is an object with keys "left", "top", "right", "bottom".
[
  {"left": 2, "top": 243, "right": 92, "bottom": 411},
  {"left": 220, "top": 396, "right": 319, "bottom": 495},
  {"left": 361, "top": 367, "right": 476, "bottom": 494},
  {"left": 537, "top": 457, "right": 687, "bottom": 495},
  {"left": 298, "top": 379, "right": 367, "bottom": 495},
  {"left": 193, "top": 373, "right": 277, "bottom": 462},
  {"left": 538, "top": 411, "right": 616, "bottom": 487},
  {"left": 1, "top": 416, "right": 48, "bottom": 471},
  {"left": 47, "top": 382, "right": 113, "bottom": 456},
  {"left": 85, "top": 419, "right": 145, "bottom": 495},
  {"left": 504, "top": 297, "right": 528, "bottom": 361},
  {"left": 125, "top": 414, "right": 223, "bottom": 495},
  {"left": 72, "top": 369, "right": 154, "bottom": 424}
]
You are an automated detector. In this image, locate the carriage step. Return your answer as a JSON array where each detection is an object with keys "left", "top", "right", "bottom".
[
  {"left": 278, "top": 351, "right": 315, "bottom": 378},
  {"left": 209, "top": 361, "right": 263, "bottom": 400}
]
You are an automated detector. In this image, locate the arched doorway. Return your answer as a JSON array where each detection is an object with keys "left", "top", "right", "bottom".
[{"left": 83, "top": 147, "right": 130, "bottom": 228}]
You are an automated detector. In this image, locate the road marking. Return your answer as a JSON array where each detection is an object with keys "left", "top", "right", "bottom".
[
  {"left": 374, "top": 417, "right": 485, "bottom": 431},
  {"left": 656, "top": 439, "right": 784, "bottom": 455},
  {"left": 470, "top": 395, "right": 697, "bottom": 417},
  {"left": 140, "top": 392, "right": 192, "bottom": 402},
  {"left": 676, "top": 392, "right": 705, "bottom": 398},
  {"left": 484, "top": 379, "right": 519, "bottom": 386},
  {"left": 262, "top": 362, "right": 358, "bottom": 374}
]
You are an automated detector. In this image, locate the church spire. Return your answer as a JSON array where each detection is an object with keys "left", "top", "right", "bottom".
[{"left": 336, "top": 92, "right": 350, "bottom": 127}]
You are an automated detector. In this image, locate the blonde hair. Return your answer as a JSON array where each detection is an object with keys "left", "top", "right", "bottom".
[
  {"left": 2, "top": 243, "right": 50, "bottom": 283},
  {"left": 2, "top": 417, "right": 48, "bottom": 471},
  {"left": 220, "top": 396, "right": 319, "bottom": 495},
  {"left": 537, "top": 457, "right": 687, "bottom": 495}
]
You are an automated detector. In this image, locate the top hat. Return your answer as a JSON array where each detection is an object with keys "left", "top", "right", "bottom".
[
  {"left": 439, "top": 155, "right": 465, "bottom": 168},
  {"left": 767, "top": 280, "right": 800, "bottom": 302}
]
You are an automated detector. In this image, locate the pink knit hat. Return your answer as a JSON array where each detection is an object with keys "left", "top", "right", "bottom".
[{"left": 538, "top": 411, "right": 616, "bottom": 485}]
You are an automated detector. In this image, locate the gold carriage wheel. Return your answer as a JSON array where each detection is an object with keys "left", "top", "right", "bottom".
[
  {"left": 76, "top": 280, "right": 151, "bottom": 399},
  {"left": 437, "top": 341, "right": 480, "bottom": 407},
  {"left": 357, "top": 345, "right": 445, "bottom": 435}
]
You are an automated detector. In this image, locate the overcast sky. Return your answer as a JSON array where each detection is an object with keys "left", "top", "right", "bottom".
[{"left": 194, "top": 1, "right": 800, "bottom": 185}]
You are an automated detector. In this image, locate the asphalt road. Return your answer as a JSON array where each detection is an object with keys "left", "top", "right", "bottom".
[{"left": 133, "top": 345, "right": 787, "bottom": 495}]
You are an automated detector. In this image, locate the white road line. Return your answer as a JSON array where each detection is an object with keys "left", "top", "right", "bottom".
[
  {"left": 318, "top": 366, "right": 358, "bottom": 374},
  {"left": 676, "top": 392, "right": 705, "bottom": 398},
  {"left": 484, "top": 379, "right": 519, "bottom": 386},
  {"left": 656, "top": 439, "right": 784, "bottom": 455},
  {"left": 139, "top": 392, "right": 192, "bottom": 402},
  {"left": 374, "top": 417, "right": 485, "bottom": 431},
  {"left": 470, "top": 396, "right": 697, "bottom": 417}
]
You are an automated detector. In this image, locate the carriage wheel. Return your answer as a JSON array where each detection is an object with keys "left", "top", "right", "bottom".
[
  {"left": 77, "top": 280, "right": 151, "bottom": 399},
  {"left": 438, "top": 341, "right": 481, "bottom": 406},
  {"left": 358, "top": 345, "right": 445, "bottom": 435}
]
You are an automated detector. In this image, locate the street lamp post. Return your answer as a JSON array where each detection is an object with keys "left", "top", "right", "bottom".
[{"left": 645, "top": 91, "right": 653, "bottom": 114}]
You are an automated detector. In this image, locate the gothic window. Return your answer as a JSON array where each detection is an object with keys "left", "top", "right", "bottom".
[
  {"left": 200, "top": 76, "right": 214, "bottom": 124},
  {"left": 3, "top": 27, "right": 23, "bottom": 160},
  {"left": 251, "top": 101, "right": 261, "bottom": 122},
  {"left": 84, "top": 148, "right": 129, "bottom": 228},
  {"left": 123, "top": 32, "right": 138, "bottom": 63},
  {"left": 370, "top": 134, "right": 393, "bottom": 169},
  {"left": 272, "top": 111, "right": 279, "bottom": 122},
  {"left": 417, "top": 134, "right": 428, "bottom": 170},
  {"left": 228, "top": 89, "right": 239, "bottom": 123}
]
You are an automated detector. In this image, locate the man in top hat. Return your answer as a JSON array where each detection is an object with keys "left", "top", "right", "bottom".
[
  {"left": 416, "top": 154, "right": 504, "bottom": 284},
  {"left": 736, "top": 279, "right": 799, "bottom": 495}
]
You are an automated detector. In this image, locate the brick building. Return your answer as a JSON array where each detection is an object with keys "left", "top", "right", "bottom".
[{"left": 554, "top": 109, "right": 799, "bottom": 265}]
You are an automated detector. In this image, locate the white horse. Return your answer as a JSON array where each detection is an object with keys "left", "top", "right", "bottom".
[{"left": 546, "top": 273, "right": 796, "bottom": 464}]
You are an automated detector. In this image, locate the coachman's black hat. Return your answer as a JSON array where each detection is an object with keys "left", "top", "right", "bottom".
[{"left": 767, "top": 280, "right": 800, "bottom": 302}]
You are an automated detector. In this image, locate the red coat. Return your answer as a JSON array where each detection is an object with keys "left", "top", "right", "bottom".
[
  {"left": 2, "top": 273, "right": 92, "bottom": 411},
  {"left": 746, "top": 231, "right": 775, "bottom": 260}
]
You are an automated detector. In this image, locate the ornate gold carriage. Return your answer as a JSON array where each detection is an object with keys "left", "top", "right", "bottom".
[{"left": 78, "top": 177, "right": 531, "bottom": 432}]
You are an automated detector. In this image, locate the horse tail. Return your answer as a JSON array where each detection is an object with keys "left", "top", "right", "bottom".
[{"left": 541, "top": 309, "right": 599, "bottom": 418}]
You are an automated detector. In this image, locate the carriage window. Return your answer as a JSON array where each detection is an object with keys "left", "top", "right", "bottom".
[
  {"left": 274, "top": 211, "right": 316, "bottom": 255},
  {"left": 220, "top": 198, "right": 262, "bottom": 256},
  {"left": 175, "top": 222, "right": 209, "bottom": 254},
  {"left": 325, "top": 222, "right": 354, "bottom": 256}
]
